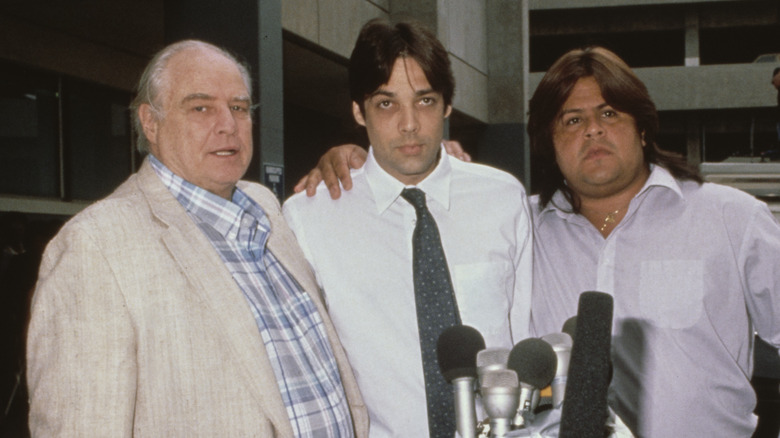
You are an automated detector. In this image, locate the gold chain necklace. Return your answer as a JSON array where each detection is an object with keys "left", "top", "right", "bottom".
[{"left": 599, "top": 209, "right": 621, "bottom": 232}]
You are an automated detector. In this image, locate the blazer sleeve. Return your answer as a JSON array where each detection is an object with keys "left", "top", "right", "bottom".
[{"left": 27, "top": 223, "right": 138, "bottom": 437}]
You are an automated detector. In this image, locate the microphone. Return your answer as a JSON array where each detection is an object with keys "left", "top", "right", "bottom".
[
  {"left": 506, "top": 337, "right": 558, "bottom": 427},
  {"left": 480, "top": 369, "right": 519, "bottom": 437},
  {"left": 540, "top": 332, "right": 573, "bottom": 408},
  {"left": 476, "top": 347, "right": 510, "bottom": 385},
  {"left": 561, "top": 316, "right": 577, "bottom": 342},
  {"left": 437, "top": 325, "right": 486, "bottom": 438},
  {"left": 558, "top": 291, "right": 614, "bottom": 438}
]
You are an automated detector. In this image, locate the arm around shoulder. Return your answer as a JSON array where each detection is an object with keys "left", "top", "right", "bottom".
[{"left": 292, "top": 144, "right": 368, "bottom": 199}]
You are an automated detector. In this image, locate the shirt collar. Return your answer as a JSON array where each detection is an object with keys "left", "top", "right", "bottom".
[
  {"left": 638, "top": 163, "right": 684, "bottom": 199},
  {"left": 364, "top": 143, "right": 452, "bottom": 214},
  {"left": 147, "top": 154, "right": 270, "bottom": 245},
  {"left": 537, "top": 163, "right": 684, "bottom": 224}
]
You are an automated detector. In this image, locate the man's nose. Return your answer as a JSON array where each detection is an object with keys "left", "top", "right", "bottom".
[
  {"left": 216, "top": 106, "right": 239, "bottom": 134},
  {"left": 584, "top": 117, "right": 604, "bottom": 138},
  {"left": 399, "top": 105, "right": 420, "bottom": 133}
]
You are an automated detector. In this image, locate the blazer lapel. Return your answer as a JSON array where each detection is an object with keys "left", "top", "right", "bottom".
[{"left": 135, "top": 161, "right": 295, "bottom": 437}]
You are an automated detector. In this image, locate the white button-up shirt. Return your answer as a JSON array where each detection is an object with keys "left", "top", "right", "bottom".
[
  {"left": 531, "top": 164, "right": 780, "bottom": 437},
  {"left": 283, "top": 146, "right": 533, "bottom": 437}
]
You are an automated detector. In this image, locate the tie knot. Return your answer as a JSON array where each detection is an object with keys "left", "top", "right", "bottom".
[{"left": 401, "top": 188, "right": 427, "bottom": 211}]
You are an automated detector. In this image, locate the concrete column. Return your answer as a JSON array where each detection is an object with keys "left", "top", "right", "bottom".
[
  {"left": 687, "top": 114, "right": 702, "bottom": 165},
  {"left": 482, "top": 0, "right": 530, "bottom": 188},
  {"left": 164, "top": 0, "right": 285, "bottom": 198},
  {"left": 257, "top": 0, "right": 285, "bottom": 198},
  {"left": 390, "top": 0, "right": 438, "bottom": 32},
  {"left": 684, "top": 8, "right": 700, "bottom": 67}
]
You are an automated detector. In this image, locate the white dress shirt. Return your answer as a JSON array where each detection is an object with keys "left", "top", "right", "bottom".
[
  {"left": 283, "top": 146, "right": 533, "bottom": 437},
  {"left": 531, "top": 164, "right": 780, "bottom": 438}
]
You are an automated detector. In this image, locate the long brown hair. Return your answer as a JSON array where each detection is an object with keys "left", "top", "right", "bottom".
[{"left": 527, "top": 46, "right": 701, "bottom": 211}]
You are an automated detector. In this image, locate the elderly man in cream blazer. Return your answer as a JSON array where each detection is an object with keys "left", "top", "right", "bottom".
[{"left": 26, "top": 40, "right": 368, "bottom": 437}]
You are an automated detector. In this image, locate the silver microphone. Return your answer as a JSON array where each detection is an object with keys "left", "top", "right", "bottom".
[
  {"left": 480, "top": 369, "right": 520, "bottom": 437},
  {"left": 477, "top": 347, "right": 510, "bottom": 385},
  {"left": 541, "top": 332, "right": 573, "bottom": 408}
]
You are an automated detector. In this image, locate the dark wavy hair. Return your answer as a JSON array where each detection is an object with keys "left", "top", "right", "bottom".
[
  {"left": 527, "top": 46, "right": 702, "bottom": 211},
  {"left": 348, "top": 17, "right": 454, "bottom": 113}
]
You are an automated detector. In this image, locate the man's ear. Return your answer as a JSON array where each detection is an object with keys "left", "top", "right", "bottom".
[
  {"left": 444, "top": 104, "right": 452, "bottom": 119},
  {"left": 138, "top": 104, "right": 160, "bottom": 147},
  {"left": 352, "top": 101, "right": 366, "bottom": 127}
]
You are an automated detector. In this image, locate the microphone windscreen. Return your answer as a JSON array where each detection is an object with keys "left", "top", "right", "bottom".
[
  {"left": 562, "top": 316, "right": 577, "bottom": 342},
  {"left": 437, "top": 325, "right": 486, "bottom": 382},
  {"left": 559, "top": 291, "right": 614, "bottom": 438},
  {"left": 507, "top": 338, "right": 558, "bottom": 389}
]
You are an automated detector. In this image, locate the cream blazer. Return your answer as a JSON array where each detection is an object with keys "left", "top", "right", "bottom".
[{"left": 26, "top": 160, "right": 368, "bottom": 437}]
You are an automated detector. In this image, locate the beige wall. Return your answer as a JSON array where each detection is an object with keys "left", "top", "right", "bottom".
[
  {"left": 282, "top": 0, "right": 388, "bottom": 58},
  {"left": 282, "top": 0, "right": 492, "bottom": 123},
  {"left": 528, "top": 63, "right": 778, "bottom": 111},
  {"left": 439, "top": 0, "right": 489, "bottom": 122}
]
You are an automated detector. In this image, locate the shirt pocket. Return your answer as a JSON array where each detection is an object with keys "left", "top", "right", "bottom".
[
  {"left": 451, "top": 261, "right": 513, "bottom": 346},
  {"left": 639, "top": 260, "right": 704, "bottom": 329}
]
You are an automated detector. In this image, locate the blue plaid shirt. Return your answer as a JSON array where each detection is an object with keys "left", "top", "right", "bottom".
[{"left": 149, "top": 156, "right": 354, "bottom": 438}]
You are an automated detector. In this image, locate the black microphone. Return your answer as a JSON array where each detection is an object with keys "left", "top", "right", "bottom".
[
  {"left": 558, "top": 291, "right": 614, "bottom": 438},
  {"left": 437, "top": 325, "right": 486, "bottom": 438},
  {"left": 562, "top": 316, "right": 577, "bottom": 342},
  {"left": 506, "top": 337, "right": 558, "bottom": 427}
]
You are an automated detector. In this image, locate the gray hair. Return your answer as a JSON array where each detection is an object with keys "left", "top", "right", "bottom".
[{"left": 130, "top": 40, "right": 252, "bottom": 153}]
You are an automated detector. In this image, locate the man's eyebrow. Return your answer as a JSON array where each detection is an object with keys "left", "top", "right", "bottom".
[
  {"left": 368, "top": 88, "right": 437, "bottom": 99},
  {"left": 368, "top": 89, "right": 395, "bottom": 99},
  {"left": 559, "top": 102, "right": 610, "bottom": 116},
  {"left": 181, "top": 93, "right": 215, "bottom": 104},
  {"left": 231, "top": 96, "right": 252, "bottom": 104},
  {"left": 559, "top": 107, "right": 582, "bottom": 117},
  {"left": 180, "top": 94, "right": 252, "bottom": 105}
]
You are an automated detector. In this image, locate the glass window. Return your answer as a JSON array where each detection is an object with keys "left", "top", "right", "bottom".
[
  {"left": 701, "top": 109, "right": 777, "bottom": 162},
  {"left": 0, "top": 61, "right": 134, "bottom": 201},
  {"left": 0, "top": 61, "right": 59, "bottom": 197},
  {"left": 63, "top": 79, "right": 133, "bottom": 200}
]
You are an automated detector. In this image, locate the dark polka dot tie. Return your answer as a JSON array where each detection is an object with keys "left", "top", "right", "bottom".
[{"left": 401, "top": 187, "right": 461, "bottom": 438}]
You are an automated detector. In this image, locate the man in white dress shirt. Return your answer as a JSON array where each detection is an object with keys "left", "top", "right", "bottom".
[{"left": 283, "top": 18, "right": 533, "bottom": 437}]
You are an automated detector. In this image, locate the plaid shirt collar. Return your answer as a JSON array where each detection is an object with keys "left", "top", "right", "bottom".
[{"left": 147, "top": 154, "right": 270, "bottom": 249}]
